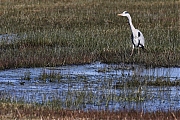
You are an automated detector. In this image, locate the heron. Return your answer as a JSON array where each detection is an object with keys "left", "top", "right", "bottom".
[{"left": 117, "top": 11, "right": 145, "bottom": 56}]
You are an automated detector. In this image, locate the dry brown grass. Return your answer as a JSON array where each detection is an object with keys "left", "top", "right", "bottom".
[{"left": 0, "top": 102, "right": 179, "bottom": 120}]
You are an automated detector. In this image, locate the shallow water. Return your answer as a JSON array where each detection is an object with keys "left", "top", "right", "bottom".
[
  {"left": 0, "top": 34, "right": 19, "bottom": 44},
  {"left": 0, "top": 62, "right": 180, "bottom": 112}
]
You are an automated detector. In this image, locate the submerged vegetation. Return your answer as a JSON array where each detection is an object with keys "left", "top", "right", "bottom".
[{"left": 0, "top": 0, "right": 180, "bottom": 69}]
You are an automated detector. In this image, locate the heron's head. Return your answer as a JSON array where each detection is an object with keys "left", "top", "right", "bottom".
[{"left": 117, "top": 11, "right": 130, "bottom": 17}]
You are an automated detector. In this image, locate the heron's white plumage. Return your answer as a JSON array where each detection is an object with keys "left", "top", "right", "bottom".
[
  {"left": 132, "top": 29, "right": 144, "bottom": 47},
  {"left": 118, "top": 11, "right": 145, "bottom": 56}
]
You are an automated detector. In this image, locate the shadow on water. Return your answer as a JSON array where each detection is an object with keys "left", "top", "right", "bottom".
[{"left": 0, "top": 61, "right": 180, "bottom": 112}]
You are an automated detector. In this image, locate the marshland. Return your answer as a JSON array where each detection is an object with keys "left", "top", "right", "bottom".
[{"left": 0, "top": 0, "right": 180, "bottom": 119}]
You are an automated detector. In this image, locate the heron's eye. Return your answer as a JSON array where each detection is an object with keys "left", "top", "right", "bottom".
[{"left": 124, "top": 11, "right": 128, "bottom": 14}]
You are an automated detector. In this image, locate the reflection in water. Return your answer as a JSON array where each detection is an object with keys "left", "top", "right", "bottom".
[{"left": 0, "top": 62, "right": 180, "bottom": 112}]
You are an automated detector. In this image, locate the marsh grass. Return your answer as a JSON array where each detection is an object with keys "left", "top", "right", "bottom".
[
  {"left": 0, "top": 99, "right": 180, "bottom": 119},
  {"left": 114, "top": 77, "right": 180, "bottom": 89},
  {"left": 0, "top": 0, "right": 180, "bottom": 118},
  {"left": 22, "top": 71, "right": 31, "bottom": 80},
  {"left": 18, "top": 68, "right": 180, "bottom": 109},
  {"left": 38, "top": 70, "right": 62, "bottom": 82},
  {"left": 0, "top": 0, "right": 180, "bottom": 69},
  {"left": 0, "top": 101, "right": 179, "bottom": 119},
  {"left": 1, "top": 67, "right": 180, "bottom": 118}
]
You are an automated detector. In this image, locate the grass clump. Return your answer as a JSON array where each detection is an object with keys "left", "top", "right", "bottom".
[
  {"left": 147, "top": 77, "right": 180, "bottom": 86},
  {"left": 115, "top": 76, "right": 180, "bottom": 89},
  {"left": 0, "top": 0, "right": 180, "bottom": 69},
  {"left": 38, "top": 70, "right": 62, "bottom": 82}
]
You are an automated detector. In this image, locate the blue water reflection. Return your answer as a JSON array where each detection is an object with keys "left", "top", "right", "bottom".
[{"left": 0, "top": 62, "right": 180, "bottom": 112}]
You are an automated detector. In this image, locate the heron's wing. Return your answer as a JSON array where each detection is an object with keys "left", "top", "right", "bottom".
[{"left": 136, "top": 29, "right": 145, "bottom": 46}]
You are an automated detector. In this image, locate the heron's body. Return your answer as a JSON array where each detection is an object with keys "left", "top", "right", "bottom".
[
  {"left": 118, "top": 11, "right": 145, "bottom": 56},
  {"left": 131, "top": 29, "right": 144, "bottom": 49}
]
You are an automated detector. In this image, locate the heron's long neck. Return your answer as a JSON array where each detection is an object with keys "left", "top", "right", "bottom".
[{"left": 127, "top": 15, "right": 135, "bottom": 32}]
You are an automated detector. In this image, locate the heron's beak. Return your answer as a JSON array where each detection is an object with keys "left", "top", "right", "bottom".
[{"left": 117, "top": 14, "right": 123, "bottom": 16}]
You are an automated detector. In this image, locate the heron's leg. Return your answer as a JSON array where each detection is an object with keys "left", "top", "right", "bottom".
[
  {"left": 130, "top": 45, "right": 134, "bottom": 56},
  {"left": 138, "top": 47, "right": 140, "bottom": 55}
]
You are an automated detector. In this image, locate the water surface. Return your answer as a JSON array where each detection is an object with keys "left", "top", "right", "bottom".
[{"left": 0, "top": 62, "right": 180, "bottom": 112}]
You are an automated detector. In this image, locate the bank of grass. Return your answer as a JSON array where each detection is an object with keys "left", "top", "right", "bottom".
[
  {"left": 0, "top": 101, "right": 179, "bottom": 119},
  {"left": 0, "top": 0, "right": 180, "bottom": 69}
]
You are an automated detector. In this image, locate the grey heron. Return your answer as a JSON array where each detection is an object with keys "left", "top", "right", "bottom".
[{"left": 118, "top": 11, "right": 145, "bottom": 56}]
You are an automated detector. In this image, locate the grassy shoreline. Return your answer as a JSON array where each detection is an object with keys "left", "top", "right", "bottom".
[{"left": 0, "top": 102, "right": 179, "bottom": 119}]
